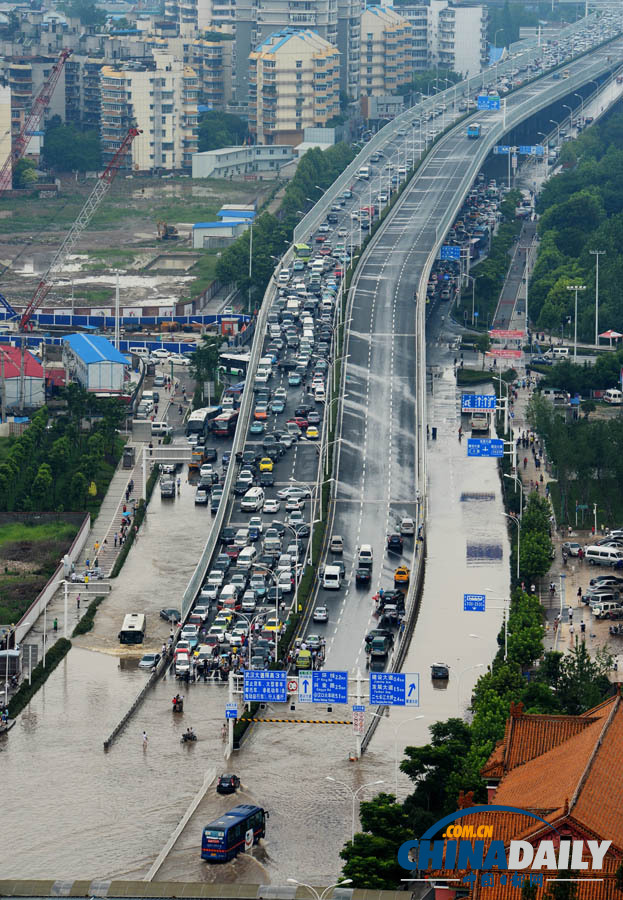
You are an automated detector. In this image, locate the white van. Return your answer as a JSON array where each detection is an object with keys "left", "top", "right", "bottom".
[
  {"left": 585, "top": 545, "right": 623, "bottom": 567},
  {"left": 323, "top": 564, "right": 342, "bottom": 589},
  {"left": 151, "top": 422, "right": 172, "bottom": 437},
  {"left": 237, "top": 546, "right": 258, "bottom": 570},
  {"left": 550, "top": 347, "right": 569, "bottom": 358},
  {"left": 604, "top": 389, "right": 623, "bottom": 405},
  {"left": 357, "top": 167, "right": 370, "bottom": 180},
  {"left": 142, "top": 391, "right": 154, "bottom": 404},
  {"left": 130, "top": 346, "right": 150, "bottom": 358},
  {"left": 314, "top": 385, "right": 326, "bottom": 403},
  {"left": 241, "top": 486, "right": 265, "bottom": 512},
  {"left": 358, "top": 544, "right": 373, "bottom": 567}
]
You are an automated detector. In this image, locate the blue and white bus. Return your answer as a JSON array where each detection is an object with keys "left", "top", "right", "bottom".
[
  {"left": 185, "top": 406, "right": 222, "bottom": 441},
  {"left": 466, "top": 123, "right": 481, "bottom": 139},
  {"left": 201, "top": 804, "right": 268, "bottom": 862}
]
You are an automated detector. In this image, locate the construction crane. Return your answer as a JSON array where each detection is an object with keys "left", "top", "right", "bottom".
[
  {"left": 0, "top": 48, "right": 73, "bottom": 194},
  {"left": 19, "top": 126, "right": 142, "bottom": 332}
]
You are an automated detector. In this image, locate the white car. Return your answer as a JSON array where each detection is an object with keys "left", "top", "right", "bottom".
[
  {"left": 278, "top": 570, "right": 294, "bottom": 593},
  {"left": 277, "top": 486, "right": 312, "bottom": 501},
  {"left": 285, "top": 497, "right": 304, "bottom": 511},
  {"left": 200, "top": 463, "right": 215, "bottom": 478},
  {"left": 338, "top": 228, "right": 348, "bottom": 237},
  {"left": 263, "top": 498, "right": 280, "bottom": 514},
  {"left": 287, "top": 510, "right": 305, "bottom": 527},
  {"left": 169, "top": 354, "right": 191, "bottom": 366},
  {"left": 151, "top": 348, "right": 170, "bottom": 359}
]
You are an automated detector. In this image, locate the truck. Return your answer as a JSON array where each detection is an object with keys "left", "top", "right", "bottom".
[{"left": 160, "top": 476, "right": 175, "bottom": 498}]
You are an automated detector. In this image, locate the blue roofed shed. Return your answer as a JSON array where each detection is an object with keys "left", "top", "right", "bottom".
[{"left": 63, "top": 333, "right": 128, "bottom": 393}]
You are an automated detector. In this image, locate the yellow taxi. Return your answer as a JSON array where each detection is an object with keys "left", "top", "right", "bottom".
[
  {"left": 394, "top": 565, "right": 410, "bottom": 584},
  {"left": 259, "top": 457, "right": 274, "bottom": 472},
  {"left": 306, "top": 425, "right": 319, "bottom": 440}
]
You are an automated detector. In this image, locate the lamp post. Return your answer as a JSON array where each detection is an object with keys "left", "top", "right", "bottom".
[
  {"left": 287, "top": 880, "right": 353, "bottom": 900},
  {"left": 287, "top": 478, "right": 320, "bottom": 563},
  {"left": 484, "top": 587, "right": 511, "bottom": 661},
  {"left": 504, "top": 512, "right": 521, "bottom": 580},
  {"left": 371, "top": 713, "right": 424, "bottom": 797},
  {"left": 503, "top": 473, "right": 524, "bottom": 521},
  {"left": 566, "top": 283, "right": 586, "bottom": 360},
  {"left": 464, "top": 274, "right": 480, "bottom": 327},
  {"left": 549, "top": 118, "right": 560, "bottom": 148},
  {"left": 326, "top": 777, "right": 384, "bottom": 841},
  {"left": 589, "top": 250, "right": 605, "bottom": 347},
  {"left": 457, "top": 663, "right": 484, "bottom": 714},
  {"left": 247, "top": 564, "right": 283, "bottom": 662},
  {"left": 563, "top": 103, "right": 573, "bottom": 128},
  {"left": 574, "top": 92, "right": 584, "bottom": 122}
]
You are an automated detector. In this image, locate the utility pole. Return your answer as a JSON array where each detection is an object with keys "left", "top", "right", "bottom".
[
  {"left": 566, "top": 284, "right": 586, "bottom": 360},
  {"left": 589, "top": 250, "right": 605, "bottom": 347}
]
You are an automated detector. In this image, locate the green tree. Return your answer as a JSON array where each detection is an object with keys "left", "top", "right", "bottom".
[
  {"left": 519, "top": 530, "right": 552, "bottom": 582},
  {"left": 197, "top": 111, "right": 247, "bottom": 152},
  {"left": 59, "top": 0, "right": 105, "bottom": 25},
  {"left": 31, "top": 463, "right": 54, "bottom": 509},
  {"left": 42, "top": 119, "right": 101, "bottom": 172},
  {"left": 13, "top": 159, "right": 38, "bottom": 189},
  {"left": 70, "top": 471, "right": 88, "bottom": 509},
  {"left": 190, "top": 334, "right": 222, "bottom": 404}
]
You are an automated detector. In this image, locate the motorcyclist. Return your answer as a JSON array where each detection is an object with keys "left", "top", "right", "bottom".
[{"left": 185, "top": 726, "right": 195, "bottom": 740}]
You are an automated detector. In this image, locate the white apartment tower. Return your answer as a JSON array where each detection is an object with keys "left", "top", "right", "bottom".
[
  {"left": 359, "top": 5, "right": 413, "bottom": 97},
  {"left": 100, "top": 52, "right": 199, "bottom": 171}
]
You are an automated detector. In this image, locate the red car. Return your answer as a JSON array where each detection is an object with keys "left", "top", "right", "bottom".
[
  {"left": 319, "top": 246, "right": 332, "bottom": 256},
  {"left": 225, "top": 544, "right": 241, "bottom": 559},
  {"left": 333, "top": 268, "right": 343, "bottom": 279},
  {"left": 288, "top": 416, "right": 309, "bottom": 430},
  {"left": 315, "top": 235, "right": 326, "bottom": 243}
]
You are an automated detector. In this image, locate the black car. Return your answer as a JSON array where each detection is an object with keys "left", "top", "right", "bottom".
[
  {"left": 204, "top": 447, "right": 217, "bottom": 462},
  {"left": 267, "top": 586, "right": 284, "bottom": 602},
  {"left": 356, "top": 567, "right": 371, "bottom": 585},
  {"left": 222, "top": 451, "right": 231, "bottom": 469},
  {"left": 213, "top": 553, "right": 231, "bottom": 572},
  {"left": 431, "top": 663, "right": 450, "bottom": 680},
  {"left": 221, "top": 526, "right": 236, "bottom": 544},
  {"left": 259, "top": 471, "right": 275, "bottom": 487},
  {"left": 379, "top": 589, "right": 405, "bottom": 612},
  {"left": 160, "top": 608, "right": 181, "bottom": 623},
  {"left": 531, "top": 356, "right": 553, "bottom": 366},
  {"left": 295, "top": 405, "right": 313, "bottom": 417},
  {"left": 259, "top": 552, "right": 278, "bottom": 570},
  {"left": 279, "top": 357, "right": 299, "bottom": 371},
  {"left": 270, "top": 520, "right": 286, "bottom": 537},
  {"left": 216, "top": 774, "right": 241, "bottom": 794},
  {"left": 387, "top": 533, "right": 403, "bottom": 553}
]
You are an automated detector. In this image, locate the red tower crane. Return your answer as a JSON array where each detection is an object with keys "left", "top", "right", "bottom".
[
  {"left": 20, "top": 126, "right": 142, "bottom": 331},
  {"left": 0, "top": 48, "right": 73, "bottom": 193}
]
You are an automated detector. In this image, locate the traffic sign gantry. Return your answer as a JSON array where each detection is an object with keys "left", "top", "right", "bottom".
[
  {"left": 369, "top": 673, "right": 420, "bottom": 707},
  {"left": 467, "top": 438, "right": 504, "bottom": 458},
  {"left": 243, "top": 670, "right": 288, "bottom": 702},
  {"left": 298, "top": 670, "right": 348, "bottom": 704},
  {"left": 464, "top": 593, "right": 486, "bottom": 612}
]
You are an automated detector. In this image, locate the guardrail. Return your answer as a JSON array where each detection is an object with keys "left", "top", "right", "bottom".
[{"left": 103, "top": 652, "right": 170, "bottom": 750}]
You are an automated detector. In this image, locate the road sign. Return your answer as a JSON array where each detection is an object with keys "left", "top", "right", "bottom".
[
  {"left": 494, "top": 145, "right": 511, "bottom": 155},
  {"left": 352, "top": 705, "right": 365, "bottom": 735},
  {"left": 477, "top": 96, "right": 500, "bottom": 110},
  {"left": 243, "top": 670, "right": 288, "bottom": 702},
  {"left": 298, "top": 670, "right": 349, "bottom": 704},
  {"left": 467, "top": 438, "right": 504, "bottom": 458},
  {"left": 369, "top": 672, "right": 420, "bottom": 706},
  {"left": 461, "top": 394, "right": 497, "bottom": 411},
  {"left": 225, "top": 706, "right": 238, "bottom": 720},
  {"left": 464, "top": 593, "right": 486, "bottom": 612},
  {"left": 287, "top": 677, "right": 299, "bottom": 693},
  {"left": 440, "top": 245, "right": 461, "bottom": 261}
]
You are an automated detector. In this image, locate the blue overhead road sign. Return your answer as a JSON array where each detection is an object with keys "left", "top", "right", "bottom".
[
  {"left": 461, "top": 394, "right": 497, "bottom": 411},
  {"left": 464, "top": 593, "right": 486, "bottom": 612},
  {"left": 243, "top": 670, "right": 288, "bottom": 702},
  {"left": 298, "top": 670, "right": 348, "bottom": 704},
  {"left": 440, "top": 245, "right": 461, "bottom": 261},
  {"left": 467, "top": 438, "right": 504, "bottom": 458},
  {"left": 494, "top": 145, "right": 511, "bottom": 155},
  {"left": 370, "top": 672, "right": 420, "bottom": 706}
]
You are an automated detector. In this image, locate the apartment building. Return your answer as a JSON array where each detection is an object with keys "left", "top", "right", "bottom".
[
  {"left": 337, "top": 0, "right": 363, "bottom": 99},
  {"left": 249, "top": 28, "right": 340, "bottom": 145},
  {"left": 0, "top": 84, "right": 11, "bottom": 190},
  {"left": 359, "top": 6, "right": 413, "bottom": 97},
  {"left": 192, "top": 143, "right": 293, "bottom": 178},
  {"left": 0, "top": 55, "right": 67, "bottom": 135},
  {"left": 234, "top": 0, "right": 338, "bottom": 104},
  {"left": 100, "top": 52, "right": 199, "bottom": 172},
  {"left": 398, "top": 0, "right": 488, "bottom": 77}
]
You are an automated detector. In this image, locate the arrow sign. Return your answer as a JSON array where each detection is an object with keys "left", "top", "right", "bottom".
[
  {"left": 302, "top": 679, "right": 310, "bottom": 693},
  {"left": 404, "top": 673, "right": 420, "bottom": 706},
  {"left": 408, "top": 683, "right": 417, "bottom": 698}
]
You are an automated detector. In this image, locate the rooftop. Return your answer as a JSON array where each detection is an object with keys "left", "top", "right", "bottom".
[
  {"left": 64, "top": 334, "right": 128, "bottom": 366},
  {"left": 0, "top": 345, "right": 43, "bottom": 379}
]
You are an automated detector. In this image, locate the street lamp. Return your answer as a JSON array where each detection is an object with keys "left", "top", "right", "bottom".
[
  {"left": 549, "top": 118, "right": 560, "bottom": 148},
  {"left": 485, "top": 586, "right": 511, "bottom": 661},
  {"left": 457, "top": 663, "right": 484, "bottom": 714},
  {"left": 247, "top": 564, "right": 283, "bottom": 662},
  {"left": 574, "top": 92, "right": 584, "bottom": 121},
  {"left": 503, "top": 473, "right": 524, "bottom": 521},
  {"left": 464, "top": 274, "right": 481, "bottom": 327},
  {"left": 287, "top": 879, "right": 353, "bottom": 900},
  {"left": 326, "top": 777, "right": 385, "bottom": 841},
  {"left": 589, "top": 250, "right": 605, "bottom": 347},
  {"left": 371, "top": 713, "right": 424, "bottom": 797},
  {"left": 566, "top": 283, "right": 586, "bottom": 360},
  {"left": 503, "top": 512, "right": 521, "bottom": 581}
]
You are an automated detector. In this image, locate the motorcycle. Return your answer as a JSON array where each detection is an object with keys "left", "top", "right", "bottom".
[
  {"left": 180, "top": 730, "right": 197, "bottom": 743},
  {"left": 172, "top": 696, "right": 184, "bottom": 713}
]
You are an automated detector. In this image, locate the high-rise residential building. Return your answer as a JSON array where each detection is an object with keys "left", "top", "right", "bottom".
[
  {"left": 0, "top": 84, "right": 12, "bottom": 189},
  {"left": 234, "top": 0, "right": 338, "bottom": 104},
  {"left": 337, "top": 0, "right": 363, "bottom": 99},
  {"left": 249, "top": 28, "right": 340, "bottom": 145},
  {"left": 359, "top": 5, "right": 413, "bottom": 97},
  {"left": 100, "top": 52, "right": 199, "bottom": 172},
  {"left": 0, "top": 55, "right": 67, "bottom": 135},
  {"left": 398, "top": 0, "right": 487, "bottom": 77}
]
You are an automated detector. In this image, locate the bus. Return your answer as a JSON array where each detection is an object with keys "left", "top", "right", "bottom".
[
  {"left": 201, "top": 805, "right": 268, "bottom": 862},
  {"left": 293, "top": 243, "right": 312, "bottom": 261},
  {"left": 186, "top": 407, "right": 222, "bottom": 442},
  {"left": 213, "top": 409, "right": 239, "bottom": 437},
  {"left": 218, "top": 351, "right": 250, "bottom": 382},
  {"left": 466, "top": 123, "right": 481, "bottom": 139},
  {"left": 118, "top": 614, "right": 146, "bottom": 645}
]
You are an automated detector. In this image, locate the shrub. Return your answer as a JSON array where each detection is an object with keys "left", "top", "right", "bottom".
[{"left": 72, "top": 595, "right": 105, "bottom": 636}]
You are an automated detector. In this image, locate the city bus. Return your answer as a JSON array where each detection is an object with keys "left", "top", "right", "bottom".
[
  {"left": 218, "top": 351, "right": 250, "bottom": 382},
  {"left": 186, "top": 407, "right": 222, "bottom": 442},
  {"left": 293, "top": 243, "right": 312, "bottom": 261},
  {"left": 118, "top": 614, "right": 146, "bottom": 645},
  {"left": 201, "top": 805, "right": 268, "bottom": 862},
  {"left": 466, "top": 123, "right": 481, "bottom": 139},
  {"left": 212, "top": 409, "right": 239, "bottom": 437}
]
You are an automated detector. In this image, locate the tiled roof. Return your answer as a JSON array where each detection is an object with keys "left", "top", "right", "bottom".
[{"left": 482, "top": 698, "right": 614, "bottom": 778}]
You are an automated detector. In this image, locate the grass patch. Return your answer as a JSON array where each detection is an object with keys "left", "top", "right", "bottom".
[
  {"left": 72, "top": 595, "right": 105, "bottom": 637},
  {"left": 187, "top": 252, "right": 219, "bottom": 298},
  {"left": 8, "top": 638, "right": 71, "bottom": 719},
  {"left": 456, "top": 368, "right": 495, "bottom": 386},
  {"left": 0, "top": 520, "right": 77, "bottom": 550}
]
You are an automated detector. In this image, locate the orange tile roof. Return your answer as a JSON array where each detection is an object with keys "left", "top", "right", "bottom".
[{"left": 481, "top": 698, "right": 614, "bottom": 779}]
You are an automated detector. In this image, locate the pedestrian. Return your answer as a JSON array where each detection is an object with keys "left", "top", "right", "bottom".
[
  {"left": 76, "top": 593, "right": 81, "bottom": 610},
  {"left": 458, "top": 425, "right": 462, "bottom": 441},
  {"left": 125, "top": 489, "right": 130, "bottom": 503},
  {"left": 530, "top": 583, "right": 536, "bottom": 594},
  {"left": 578, "top": 547, "right": 584, "bottom": 564},
  {"left": 581, "top": 621, "right": 586, "bottom": 636},
  {"left": 577, "top": 586, "right": 582, "bottom": 599},
  {"left": 142, "top": 731, "right": 148, "bottom": 748},
  {"left": 53, "top": 617, "right": 58, "bottom": 632},
  {"left": 114, "top": 532, "right": 118, "bottom": 548},
  {"left": 161, "top": 643, "right": 167, "bottom": 658},
  {"left": 568, "top": 606, "right": 573, "bottom": 622},
  {"left": 94, "top": 541, "right": 99, "bottom": 555},
  {"left": 148, "top": 441, "right": 153, "bottom": 456},
  {"left": 549, "top": 581, "right": 555, "bottom": 596},
  {"left": 568, "top": 525, "right": 572, "bottom": 537},
  {"left": 569, "top": 623, "right": 574, "bottom": 641},
  {"left": 85, "top": 557, "right": 90, "bottom": 568},
  {"left": 84, "top": 574, "right": 89, "bottom": 589},
  {"left": 134, "top": 525, "right": 139, "bottom": 541}
]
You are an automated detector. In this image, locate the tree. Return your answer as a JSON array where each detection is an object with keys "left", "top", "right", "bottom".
[
  {"left": 59, "top": 0, "right": 105, "bottom": 25},
  {"left": 580, "top": 399, "right": 596, "bottom": 419},
  {"left": 190, "top": 334, "right": 222, "bottom": 404},
  {"left": 197, "top": 111, "right": 247, "bottom": 152},
  {"left": 543, "top": 642, "right": 612, "bottom": 715},
  {"left": 519, "top": 530, "right": 552, "bottom": 582},
  {"left": 31, "top": 463, "right": 54, "bottom": 509},
  {"left": 70, "top": 471, "right": 88, "bottom": 509},
  {"left": 13, "top": 159, "right": 38, "bottom": 189},
  {"left": 42, "top": 119, "right": 101, "bottom": 172}
]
